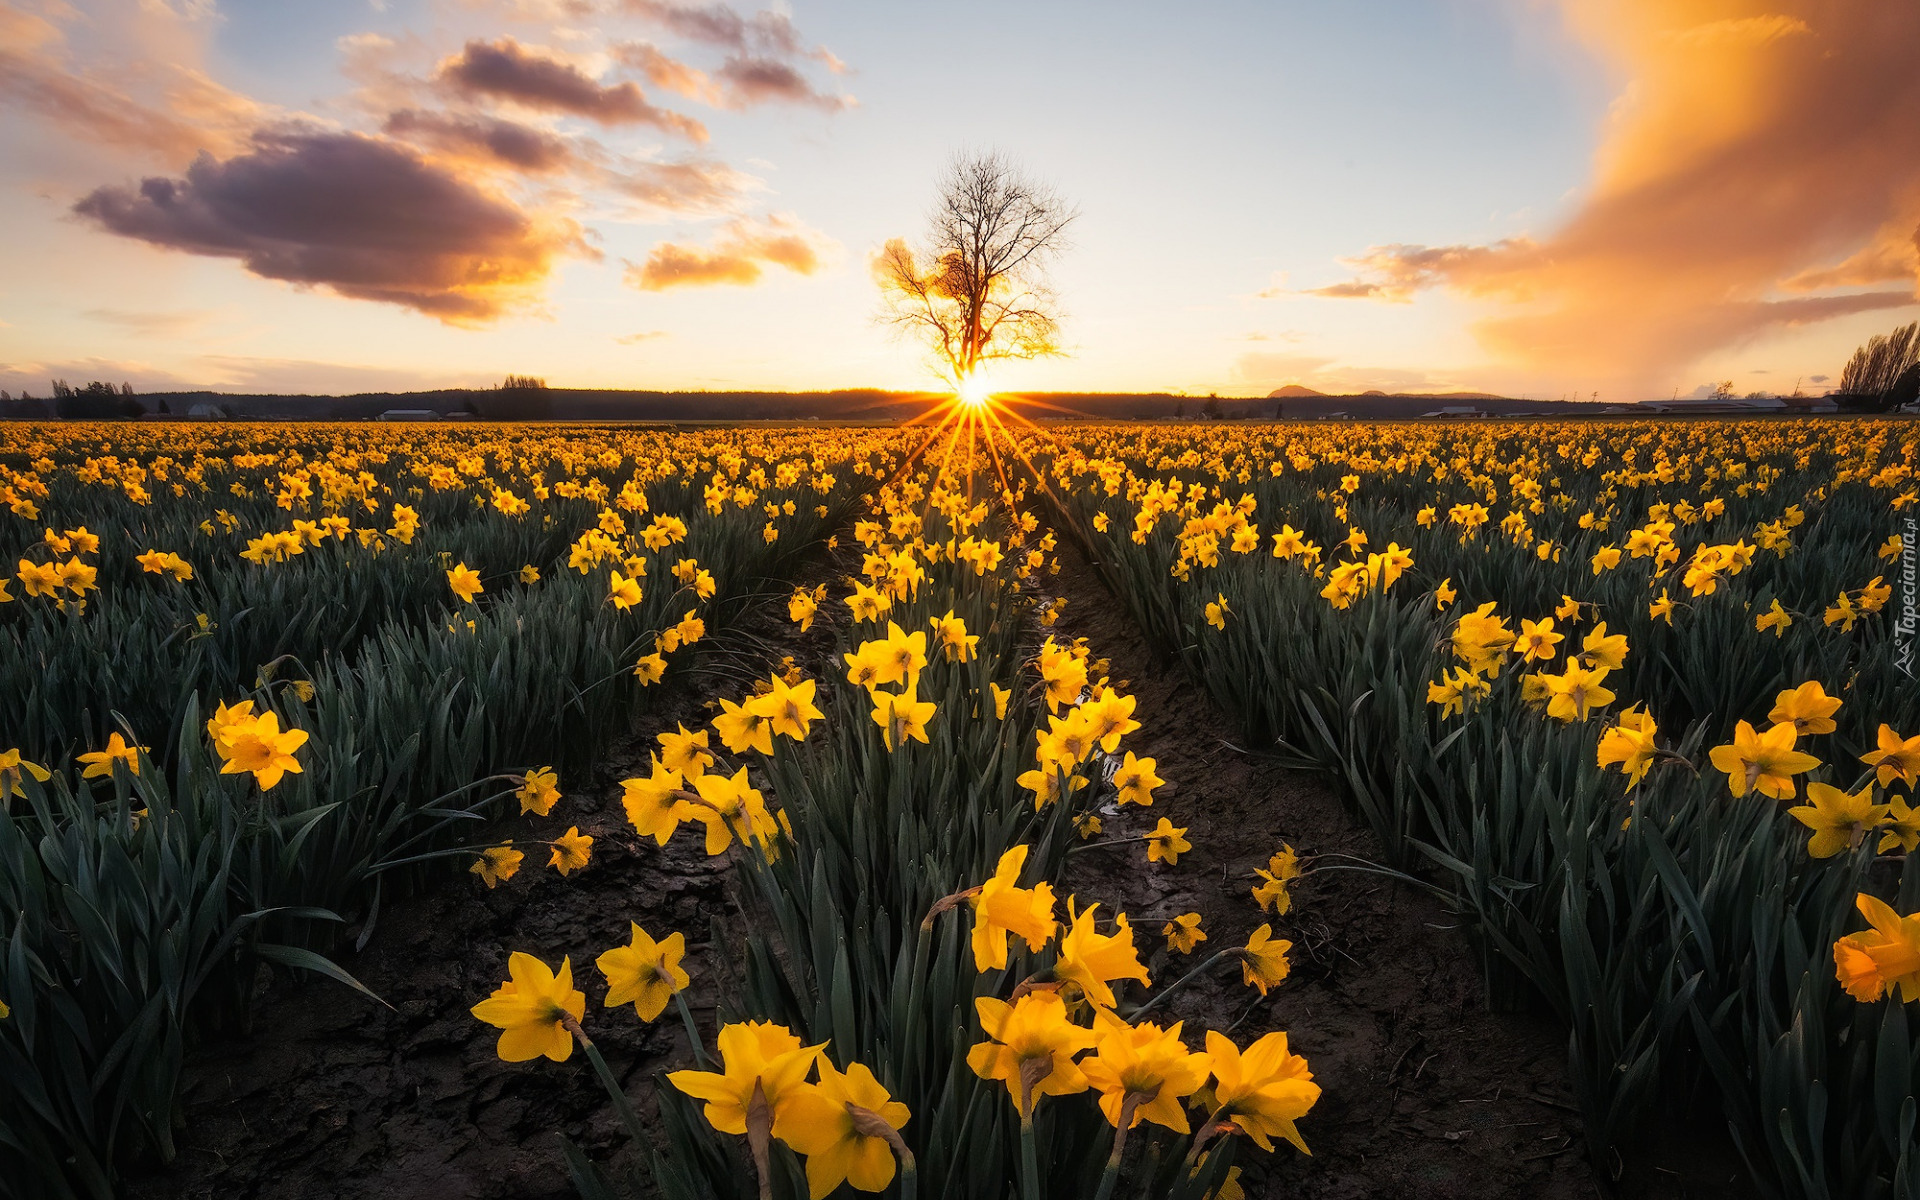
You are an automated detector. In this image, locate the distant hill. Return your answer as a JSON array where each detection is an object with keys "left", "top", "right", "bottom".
[{"left": 1267, "top": 384, "right": 1327, "bottom": 398}]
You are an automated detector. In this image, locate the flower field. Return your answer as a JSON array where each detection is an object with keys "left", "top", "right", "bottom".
[{"left": 2, "top": 416, "right": 1917, "bottom": 1200}]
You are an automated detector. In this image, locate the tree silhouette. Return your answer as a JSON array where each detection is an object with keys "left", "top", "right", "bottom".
[
  {"left": 1836, "top": 321, "right": 1920, "bottom": 412},
  {"left": 875, "top": 152, "right": 1076, "bottom": 389}
]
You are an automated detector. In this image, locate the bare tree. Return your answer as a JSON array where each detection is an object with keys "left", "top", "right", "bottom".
[{"left": 875, "top": 152, "right": 1077, "bottom": 389}]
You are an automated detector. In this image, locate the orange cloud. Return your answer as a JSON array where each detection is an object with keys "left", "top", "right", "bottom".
[
  {"left": 614, "top": 42, "right": 722, "bottom": 104},
  {"left": 0, "top": 3, "right": 261, "bottom": 163},
  {"left": 625, "top": 213, "right": 829, "bottom": 290},
  {"left": 613, "top": 40, "right": 851, "bottom": 111},
  {"left": 72, "top": 128, "right": 590, "bottom": 324},
  {"left": 612, "top": 157, "right": 758, "bottom": 220},
  {"left": 1308, "top": 1, "right": 1920, "bottom": 392}
]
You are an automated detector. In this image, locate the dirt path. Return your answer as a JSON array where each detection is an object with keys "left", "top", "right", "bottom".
[{"left": 1040, "top": 542, "right": 1599, "bottom": 1200}]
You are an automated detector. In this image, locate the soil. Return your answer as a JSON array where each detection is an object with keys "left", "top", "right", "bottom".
[{"left": 121, "top": 540, "right": 1747, "bottom": 1200}]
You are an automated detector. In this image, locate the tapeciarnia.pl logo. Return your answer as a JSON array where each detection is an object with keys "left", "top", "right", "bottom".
[{"left": 1896, "top": 514, "right": 1917, "bottom": 681}]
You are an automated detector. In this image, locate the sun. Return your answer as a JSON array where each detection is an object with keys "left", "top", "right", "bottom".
[{"left": 955, "top": 374, "right": 995, "bottom": 409}]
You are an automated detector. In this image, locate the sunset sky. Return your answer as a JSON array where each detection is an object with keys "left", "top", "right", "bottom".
[{"left": 2, "top": 0, "right": 1916, "bottom": 403}]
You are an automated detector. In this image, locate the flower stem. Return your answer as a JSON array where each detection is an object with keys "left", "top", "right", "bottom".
[
  {"left": 671, "top": 986, "right": 713, "bottom": 1069},
  {"left": 1018, "top": 1114, "right": 1042, "bottom": 1200},
  {"left": 563, "top": 1015, "right": 649, "bottom": 1151},
  {"left": 1093, "top": 1092, "right": 1149, "bottom": 1200},
  {"left": 1127, "top": 949, "right": 1233, "bottom": 1022}
]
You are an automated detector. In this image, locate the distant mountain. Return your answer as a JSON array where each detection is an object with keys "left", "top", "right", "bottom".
[{"left": 1267, "top": 384, "right": 1327, "bottom": 398}]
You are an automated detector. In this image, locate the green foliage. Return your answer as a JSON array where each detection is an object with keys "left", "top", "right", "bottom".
[
  {"left": 0, "top": 422, "right": 879, "bottom": 1198},
  {"left": 1041, "top": 418, "right": 1920, "bottom": 1197}
]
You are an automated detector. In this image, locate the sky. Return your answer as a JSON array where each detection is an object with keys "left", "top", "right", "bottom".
[{"left": 1, "top": 0, "right": 1916, "bottom": 403}]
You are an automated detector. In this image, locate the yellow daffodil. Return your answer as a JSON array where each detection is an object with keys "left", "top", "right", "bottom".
[
  {"left": 0, "top": 748, "right": 52, "bottom": 798},
  {"left": 1237, "top": 924, "right": 1292, "bottom": 995},
  {"left": 1144, "top": 818, "right": 1191, "bottom": 865},
  {"left": 669, "top": 1020, "right": 824, "bottom": 1135},
  {"left": 597, "top": 923, "right": 690, "bottom": 1021},
  {"left": 548, "top": 826, "right": 593, "bottom": 875},
  {"left": 447, "top": 562, "right": 484, "bottom": 603},
  {"left": 471, "top": 843, "right": 524, "bottom": 888},
  {"left": 966, "top": 991, "right": 1097, "bottom": 1117},
  {"left": 1861, "top": 725, "right": 1920, "bottom": 787},
  {"left": 712, "top": 696, "right": 775, "bottom": 756},
  {"left": 620, "top": 758, "right": 693, "bottom": 844},
  {"left": 1111, "top": 751, "right": 1162, "bottom": 806},
  {"left": 1769, "top": 681, "right": 1841, "bottom": 737},
  {"left": 470, "top": 952, "right": 586, "bottom": 1063},
  {"left": 1789, "top": 783, "right": 1889, "bottom": 859},
  {"left": 772, "top": 1060, "right": 912, "bottom": 1199},
  {"left": 78, "top": 732, "right": 146, "bottom": 779},
  {"left": 1835, "top": 894, "right": 1920, "bottom": 1003},
  {"left": 215, "top": 711, "right": 309, "bottom": 789},
  {"left": 1708, "top": 721, "right": 1820, "bottom": 799},
  {"left": 1597, "top": 707, "right": 1659, "bottom": 789},
  {"left": 968, "top": 845, "right": 1058, "bottom": 970},
  {"left": 749, "top": 675, "right": 824, "bottom": 742},
  {"left": 1204, "top": 1029, "right": 1319, "bottom": 1153},
  {"left": 1163, "top": 912, "right": 1206, "bottom": 954},
  {"left": 1055, "top": 900, "right": 1150, "bottom": 1009},
  {"left": 1082, "top": 1015, "right": 1210, "bottom": 1134},
  {"left": 516, "top": 767, "right": 561, "bottom": 816},
  {"left": 1879, "top": 797, "right": 1920, "bottom": 855},
  {"left": 870, "top": 683, "right": 936, "bottom": 751},
  {"left": 1755, "top": 600, "right": 1793, "bottom": 637},
  {"left": 1580, "top": 622, "right": 1628, "bottom": 670}
]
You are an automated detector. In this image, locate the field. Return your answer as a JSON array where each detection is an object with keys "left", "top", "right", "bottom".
[{"left": 1, "top": 415, "right": 1917, "bottom": 1200}]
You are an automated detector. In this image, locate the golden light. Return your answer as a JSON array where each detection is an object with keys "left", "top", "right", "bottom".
[{"left": 955, "top": 374, "right": 995, "bottom": 409}]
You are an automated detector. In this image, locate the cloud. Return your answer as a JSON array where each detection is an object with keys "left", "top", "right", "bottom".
[
  {"left": 615, "top": 329, "right": 667, "bottom": 344},
  {"left": 185, "top": 354, "right": 487, "bottom": 393},
  {"left": 0, "top": 353, "right": 487, "bottom": 396},
  {"left": 624, "top": 212, "right": 829, "bottom": 289},
  {"left": 1305, "top": 1, "right": 1920, "bottom": 393},
  {"left": 1302, "top": 240, "right": 1533, "bottom": 303},
  {"left": 0, "top": 5, "right": 262, "bottom": 162},
  {"left": 1231, "top": 351, "right": 1473, "bottom": 395},
  {"left": 1231, "top": 353, "right": 1336, "bottom": 384},
  {"left": 613, "top": 42, "right": 720, "bottom": 103},
  {"left": 1784, "top": 218, "right": 1920, "bottom": 291},
  {"left": 0, "top": 354, "right": 195, "bottom": 395},
  {"left": 383, "top": 108, "right": 579, "bottom": 173},
  {"left": 610, "top": 40, "right": 850, "bottom": 111},
  {"left": 621, "top": 0, "right": 790, "bottom": 54},
  {"left": 712, "top": 55, "right": 851, "bottom": 111},
  {"left": 621, "top": 1, "right": 847, "bottom": 74},
  {"left": 436, "top": 36, "right": 706, "bottom": 140},
  {"left": 610, "top": 156, "right": 758, "bottom": 219},
  {"left": 83, "top": 308, "right": 217, "bottom": 337},
  {"left": 72, "top": 127, "right": 589, "bottom": 323}
]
